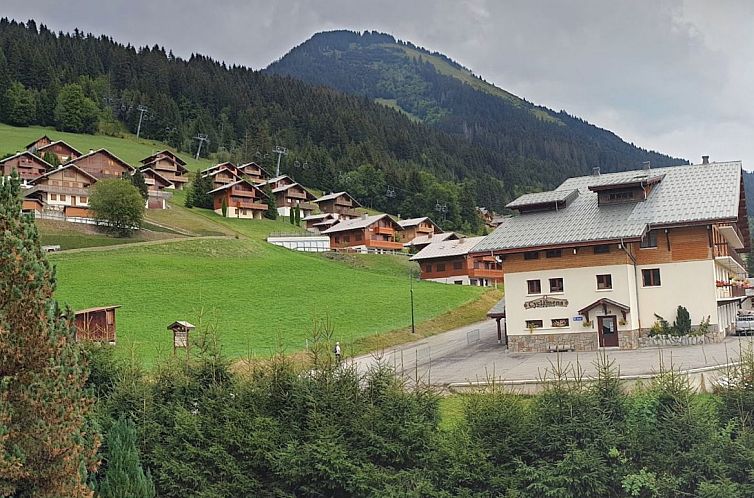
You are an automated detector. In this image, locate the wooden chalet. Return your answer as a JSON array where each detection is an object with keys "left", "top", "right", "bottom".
[
  {"left": 398, "top": 217, "right": 442, "bottom": 243},
  {"left": 24, "top": 163, "right": 97, "bottom": 220},
  {"left": 140, "top": 150, "right": 189, "bottom": 189},
  {"left": 303, "top": 212, "right": 339, "bottom": 231},
  {"left": 0, "top": 151, "right": 52, "bottom": 183},
  {"left": 411, "top": 236, "right": 502, "bottom": 286},
  {"left": 25, "top": 135, "right": 53, "bottom": 151},
  {"left": 68, "top": 148, "right": 134, "bottom": 180},
  {"left": 74, "top": 305, "right": 120, "bottom": 343},
  {"left": 34, "top": 140, "right": 82, "bottom": 164},
  {"left": 404, "top": 231, "right": 460, "bottom": 252},
  {"left": 238, "top": 162, "right": 269, "bottom": 182},
  {"left": 139, "top": 168, "right": 174, "bottom": 209},
  {"left": 258, "top": 174, "right": 296, "bottom": 190},
  {"left": 209, "top": 179, "right": 269, "bottom": 219},
  {"left": 202, "top": 162, "right": 238, "bottom": 178},
  {"left": 322, "top": 213, "right": 404, "bottom": 251},
  {"left": 270, "top": 182, "right": 317, "bottom": 217},
  {"left": 202, "top": 167, "right": 242, "bottom": 189},
  {"left": 313, "top": 191, "right": 362, "bottom": 220}
]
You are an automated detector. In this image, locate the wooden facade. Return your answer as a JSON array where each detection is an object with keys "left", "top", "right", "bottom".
[
  {"left": 25, "top": 135, "right": 53, "bottom": 151},
  {"left": 313, "top": 192, "right": 361, "bottom": 219},
  {"left": 203, "top": 167, "right": 241, "bottom": 189},
  {"left": 272, "top": 183, "right": 317, "bottom": 214},
  {"left": 68, "top": 149, "right": 134, "bottom": 179},
  {"left": 34, "top": 140, "right": 82, "bottom": 163},
  {"left": 25, "top": 164, "right": 97, "bottom": 214},
  {"left": 398, "top": 217, "right": 442, "bottom": 243},
  {"left": 140, "top": 150, "right": 189, "bottom": 189},
  {"left": 140, "top": 168, "right": 173, "bottom": 209},
  {"left": 325, "top": 215, "right": 404, "bottom": 251},
  {"left": 238, "top": 162, "right": 269, "bottom": 182},
  {"left": 418, "top": 254, "right": 503, "bottom": 284},
  {"left": 0, "top": 151, "right": 51, "bottom": 182},
  {"left": 74, "top": 305, "right": 120, "bottom": 343},
  {"left": 211, "top": 179, "right": 269, "bottom": 219}
]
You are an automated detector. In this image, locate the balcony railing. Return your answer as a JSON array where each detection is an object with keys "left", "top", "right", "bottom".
[
  {"left": 715, "top": 242, "right": 746, "bottom": 273},
  {"left": 469, "top": 268, "right": 504, "bottom": 279},
  {"left": 232, "top": 201, "right": 267, "bottom": 210},
  {"left": 373, "top": 226, "right": 395, "bottom": 236},
  {"left": 334, "top": 207, "right": 360, "bottom": 218},
  {"left": 365, "top": 238, "right": 404, "bottom": 250},
  {"left": 26, "top": 184, "right": 90, "bottom": 197}
]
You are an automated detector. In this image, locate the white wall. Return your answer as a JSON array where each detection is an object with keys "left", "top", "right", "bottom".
[{"left": 267, "top": 235, "right": 330, "bottom": 252}]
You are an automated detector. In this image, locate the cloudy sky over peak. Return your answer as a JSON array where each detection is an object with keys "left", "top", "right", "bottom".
[{"left": 4, "top": 0, "right": 752, "bottom": 168}]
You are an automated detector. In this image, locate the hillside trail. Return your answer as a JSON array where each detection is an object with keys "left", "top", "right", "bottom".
[{"left": 53, "top": 235, "right": 235, "bottom": 254}]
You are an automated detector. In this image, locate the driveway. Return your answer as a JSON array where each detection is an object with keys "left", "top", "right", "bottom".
[{"left": 352, "top": 320, "right": 754, "bottom": 386}]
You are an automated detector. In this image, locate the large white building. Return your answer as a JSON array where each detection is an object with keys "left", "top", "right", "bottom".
[{"left": 473, "top": 159, "right": 749, "bottom": 352}]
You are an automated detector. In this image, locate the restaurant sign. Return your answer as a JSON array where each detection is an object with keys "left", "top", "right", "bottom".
[{"left": 524, "top": 296, "right": 569, "bottom": 309}]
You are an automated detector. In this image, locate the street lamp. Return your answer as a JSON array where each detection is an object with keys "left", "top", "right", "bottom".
[{"left": 409, "top": 268, "right": 417, "bottom": 333}]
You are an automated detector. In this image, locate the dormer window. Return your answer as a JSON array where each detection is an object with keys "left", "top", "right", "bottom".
[{"left": 589, "top": 174, "right": 664, "bottom": 206}]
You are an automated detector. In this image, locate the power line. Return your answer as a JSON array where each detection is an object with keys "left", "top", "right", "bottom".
[
  {"left": 272, "top": 146, "right": 288, "bottom": 177},
  {"left": 193, "top": 133, "right": 209, "bottom": 160},
  {"left": 136, "top": 105, "right": 149, "bottom": 140}
]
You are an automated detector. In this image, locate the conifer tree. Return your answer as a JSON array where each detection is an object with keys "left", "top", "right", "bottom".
[
  {"left": 128, "top": 169, "right": 149, "bottom": 202},
  {"left": 289, "top": 206, "right": 294, "bottom": 224},
  {"left": 263, "top": 184, "right": 277, "bottom": 220},
  {"left": 42, "top": 151, "right": 59, "bottom": 167},
  {"left": 221, "top": 197, "right": 228, "bottom": 217},
  {"left": 97, "top": 417, "right": 155, "bottom": 498},
  {"left": 294, "top": 204, "right": 301, "bottom": 226},
  {"left": 0, "top": 172, "right": 99, "bottom": 497}
]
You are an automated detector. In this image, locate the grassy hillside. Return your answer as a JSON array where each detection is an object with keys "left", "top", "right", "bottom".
[{"left": 0, "top": 123, "right": 209, "bottom": 171}]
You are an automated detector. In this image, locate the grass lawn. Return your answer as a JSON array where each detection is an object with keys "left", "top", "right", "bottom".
[
  {"left": 36, "top": 219, "right": 179, "bottom": 250},
  {"left": 0, "top": 123, "right": 211, "bottom": 171},
  {"left": 50, "top": 236, "right": 484, "bottom": 365}
]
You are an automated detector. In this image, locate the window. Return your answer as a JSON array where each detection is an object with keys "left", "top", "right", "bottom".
[
  {"left": 436, "top": 263, "right": 446, "bottom": 272},
  {"left": 594, "top": 244, "right": 610, "bottom": 254},
  {"left": 552, "top": 318, "right": 569, "bottom": 328},
  {"left": 524, "top": 251, "right": 539, "bottom": 260},
  {"left": 343, "top": 235, "right": 350, "bottom": 243},
  {"left": 640, "top": 230, "right": 658, "bottom": 248},
  {"left": 526, "top": 320, "right": 543, "bottom": 329},
  {"left": 80, "top": 196, "right": 87, "bottom": 204},
  {"left": 642, "top": 268, "right": 661, "bottom": 287},
  {"left": 334, "top": 236, "right": 339, "bottom": 244},
  {"left": 608, "top": 191, "right": 634, "bottom": 201},
  {"left": 454, "top": 281, "right": 463, "bottom": 285},
  {"left": 596, "top": 274, "right": 613, "bottom": 290},
  {"left": 355, "top": 232, "right": 362, "bottom": 241},
  {"left": 60, "top": 195, "right": 66, "bottom": 202},
  {"left": 527, "top": 279, "right": 541, "bottom": 294},
  {"left": 546, "top": 249, "right": 562, "bottom": 258},
  {"left": 424, "top": 263, "right": 432, "bottom": 272},
  {"left": 50, "top": 194, "right": 57, "bottom": 201},
  {"left": 549, "top": 278, "right": 564, "bottom": 293},
  {"left": 453, "top": 261, "right": 463, "bottom": 270}
]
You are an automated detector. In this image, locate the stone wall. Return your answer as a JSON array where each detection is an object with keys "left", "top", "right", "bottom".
[
  {"left": 508, "top": 331, "right": 598, "bottom": 353},
  {"left": 636, "top": 323, "right": 724, "bottom": 348}
]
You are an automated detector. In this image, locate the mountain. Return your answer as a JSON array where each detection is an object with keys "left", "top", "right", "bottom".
[{"left": 267, "top": 30, "right": 688, "bottom": 187}]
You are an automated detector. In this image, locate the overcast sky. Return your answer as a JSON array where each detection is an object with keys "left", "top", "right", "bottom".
[{"left": 4, "top": 0, "right": 752, "bottom": 168}]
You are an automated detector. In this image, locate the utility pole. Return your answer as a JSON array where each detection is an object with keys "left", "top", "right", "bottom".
[
  {"left": 194, "top": 133, "right": 209, "bottom": 160},
  {"left": 272, "top": 145, "right": 288, "bottom": 177},
  {"left": 410, "top": 269, "right": 416, "bottom": 334},
  {"left": 135, "top": 105, "right": 149, "bottom": 140}
]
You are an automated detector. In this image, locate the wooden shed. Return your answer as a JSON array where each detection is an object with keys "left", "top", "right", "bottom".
[{"left": 74, "top": 305, "right": 120, "bottom": 343}]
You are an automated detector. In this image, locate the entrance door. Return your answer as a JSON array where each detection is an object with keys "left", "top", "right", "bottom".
[{"left": 598, "top": 315, "right": 619, "bottom": 347}]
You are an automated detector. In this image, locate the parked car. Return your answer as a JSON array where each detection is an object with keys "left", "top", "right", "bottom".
[{"left": 735, "top": 314, "right": 754, "bottom": 335}]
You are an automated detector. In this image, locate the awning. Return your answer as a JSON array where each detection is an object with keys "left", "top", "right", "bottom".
[
  {"left": 717, "top": 297, "right": 744, "bottom": 305},
  {"left": 487, "top": 297, "right": 506, "bottom": 319},
  {"left": 578, "top": 298, "right": 630, "bottom": 321}
]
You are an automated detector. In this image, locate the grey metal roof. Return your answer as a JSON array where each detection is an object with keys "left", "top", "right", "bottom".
[
  {"left": 398, "top": 216, "right": 438, "bottom": 228},
  {"left": 313, "top": 191, "right": 361, "bottom": 207},
  {"left": 505, "top": 189, "right": 579, "bottom": 209},
  {"left": 303, "top": 213, "right": 336, "bottom": 221},
  {"left": 474, "top": 161, "right": 743, "bottom": 253},
  {"left": 321, "top": 214, "right": 396, "bottom": 234},
  {"left": 487, "top": 297, "right": 506, "bottom": 318},
  {"left": 404, "top": 231, "right": 458, "bottom": 247},
  {"left": 410, "top": 236, "right": 486, "bottom": 261}
]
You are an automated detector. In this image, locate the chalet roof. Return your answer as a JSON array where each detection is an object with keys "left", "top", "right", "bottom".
[
  {"left": 410, "top": 236, "right": 485, "bottom": 261},
  {"left": 313, "top": 219, "right": 339, "bottom": 228},
  {"left": 203, "top": 167, "right": 241, "bottom": 180},
  {"left": 167, "top": 320, "right": 195, "bottom": 330},
  {"left": 30, "top": 163, "right": 99, "bottom": 184},
  {"left": 239, "top": 161, "right": 270, "bottom": 175},
  {"left": 404, "top": 231, "right": 459, "bottom": 247},
  {"left": 271, "top": 182, "right": 316, "bottom": 199},
  {"left": 314, "top": 191, "right": 362, "bottom": 206},
  {"left": 25, "top": 135, "right": 53, "bottom": 149},
  {"left": 474, "top": 161, "right": 744, "bottom": 253},
  {"left": 66, "top": 148, "right": 135, "bottom": 171},
  {"left": 37, "top": 140, "right": 83, "bottom": 156},
  {"left": 141, "top": 156, "right": 189, "bottom": 173},
  {"left": 141, "top": 149, "right": 187, "bottom": 166},
  {"left": 578, "top": 298, "right": 630, "bottom": 315},
  {"left": 505, "top": 189, "right": 579, "bottom": 210},
  {"left": 75, "top": 305, "right": 122, "bottom": 315},
  {"left": 398, "top": 216, "right": 441, "bottom": 230},
  {"left": 139, "top": 168, "right": 174, "bottom": 187},
  {"left": 322, "top": 213, "right": 398, "bottom": 234},
  {"left": 303, "top": 213, "right": 337, "bottom": 221},
  {"left": 487, "top": 297, "right": 506, "bottom": 318},
  {"left": 207, "top": 179, "right": 269, "bottom": 198},
  {"left": 0, "top": 150, "right": 53, "bottom": 168}
]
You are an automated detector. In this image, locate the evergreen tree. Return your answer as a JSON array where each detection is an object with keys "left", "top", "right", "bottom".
[
  {"left": 2, "top": 81, "right": 36, "bottom": 126},
  {"left": 221, "top": 197, "right": 227, "bottom": 217},
  {"left": 263, "top": 184, "right": 277, "bottom": 220},
  {"left": 42, "top": 151, "right": 59, "bottom": 167},
  {"left": 97, "top": 417, "right": 155, "bottom": 498},
  {"left": 289, "top": 207, "right": 294, "bottom": 224},
  {"left": 294, "top": 204, "right": 301, "bottom": 226},
  {"left": 127, "top": 169, "right": 149, "bottom": 202},
  {"left": 189, "top": 172, "right": 214, "bottom": 210},
  {"left": 0, "top": 172, "right": 99, "bottom": 496},
  {"left": 54, "top": 83, "right": 98, "bottom": 133}
]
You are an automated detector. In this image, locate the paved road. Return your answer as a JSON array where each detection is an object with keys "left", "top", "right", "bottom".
[{"left": 352, "top": 319, "right": 754, "bottom": 386}]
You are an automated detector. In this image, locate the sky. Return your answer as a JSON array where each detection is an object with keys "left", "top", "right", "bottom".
[{"left": 3, "top": 0, "right": 753, "bottom": 168}]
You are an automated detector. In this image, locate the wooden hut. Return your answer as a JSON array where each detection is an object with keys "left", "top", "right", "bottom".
[{"left": 74, "top": 305, "right": 121, "bottom": 343}]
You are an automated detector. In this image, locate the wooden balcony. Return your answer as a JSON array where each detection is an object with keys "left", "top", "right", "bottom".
[
  {"left": 373, "top": 226, "right": 395, "bottom": 236},
  {"left": 334, "top": 207, "right": 360, "bottom": 218},
  {"left": 416, "top": 226, "right": 434, "bottom": 234},
  {"left": 469, "top": 268, "right": 504, "bottom": 280},
  {"left": 715, "top": 242, "right": 746, "bottom": 274},
  {"left": 365, "top": 238, "right": 404, "bottom": 251},
  {"left": 233, "top": 200, "right": 267, "bottom": 210}
]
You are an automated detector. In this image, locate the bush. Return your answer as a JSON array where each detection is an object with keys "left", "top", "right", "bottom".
[
  {"left": 3, "top": 81, "right": 36, "bottom": 126},
  {"left": 673, "top": 306, "right": 692, "bottom": 336},
  {"left": 54, "top": 83, "right": 98, "bottom": 134},
  {"left": 89, "top": 179, "right": 144, "bottom": 236}
]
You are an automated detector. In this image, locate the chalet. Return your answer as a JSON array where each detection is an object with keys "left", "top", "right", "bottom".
[
  {"left": 238, "top": 161, "right": 269, "bottom": 182},
  {"left": 140, "top": 150, "right": 189, "bottom": 189},
  {"left": 74, "top": 305, "right": 120, "bottom": 343},
  {"left": 303, "top": 212, "right": 339, "bottom": 231},
  {"left": 209, "top": 179, "right": 269, "bottom": 219},
  {"left": 202, "top": 162, "right": 240, "bottom": 177},
  {"left": 1, "top": 151, "right": 52, "bottom": 185},
  {"left": 404, "top": 231, "right": 459, "bottom": 252},
  {"left": 68, "top": 148, "right": 134, "bottom": 180},
  {"left": 24, "top": 164, "right": 97, "bottom": 220},
  {"left": 25, "top": 135, "right": 53, "bottom": 151},
  {"left": 270, "top": 182, "right": 317, "bottom": 217},
  {"left": 258, "top": 175, "right": 296, "bottom": 190},
  {"left": 34, "top": 140, "right": 82, "bottom": 164},
  {"left": 139, "top": 168, "right": 174, "bottom": 209},
  {"left": 472, "top": 159, "right": 750, "bottom": 352},
  {"left": 322, "top": 213, "right": 404, "bottom": 252},
  {"left": 313, "top": 192, "right": 362, "bottom": 220},
  {"left": 202, "top": 167, "right": 241, "bottom": 189},
  {"left": 398, "top": 217, "right": 442, "bottom": 243},
  {"left": 411, "top": 236, "right": 502, "bottom": 286},
  {"left": 477, "top": 207, "right": 508, "bottom": 228}
]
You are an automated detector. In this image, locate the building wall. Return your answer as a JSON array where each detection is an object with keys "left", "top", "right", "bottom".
[
  {"left": 267, "top": 235, "right": 330, "bottom": 252},
  {"left": 74, "top": 153, "right": 130, "bottom": 179},
  {"left": 2, "top": 154, "right": 48, "bottom": 180},
  {"left": 215, "top": 206, "right": 264, "bottom": 219}
]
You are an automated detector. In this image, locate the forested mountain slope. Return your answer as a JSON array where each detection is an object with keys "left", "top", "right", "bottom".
[{"left": 267, "top": 30, "right": 688, "bottom": 185}]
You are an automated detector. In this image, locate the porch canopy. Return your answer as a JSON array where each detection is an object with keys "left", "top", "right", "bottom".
[
  {"left": 487, "top": 297, "right": 507, "bottom": 346},
  {"left": 578, "top": 298, "right": 630, "bottom": 322}
]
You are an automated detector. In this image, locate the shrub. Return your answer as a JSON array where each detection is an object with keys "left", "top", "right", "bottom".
[
  {"left": 673, "top": 306, "right": 692, "bottom": 336},
  {"left": 89, "top": 179, "right": 144, "bottom": 236}
]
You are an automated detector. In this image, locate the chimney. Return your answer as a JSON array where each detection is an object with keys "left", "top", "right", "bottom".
[
  {"left": 592, "top": 167, "right": 601, "bottom": 176},
  {"left": 642, "top": 161, "right": 651, "bottom": 171},
  {"left": 361, "top": 213, "right": 368, "bottom": 220},
  {"left": 702, "top": 155, "right": 710, "bottom": 165}
]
